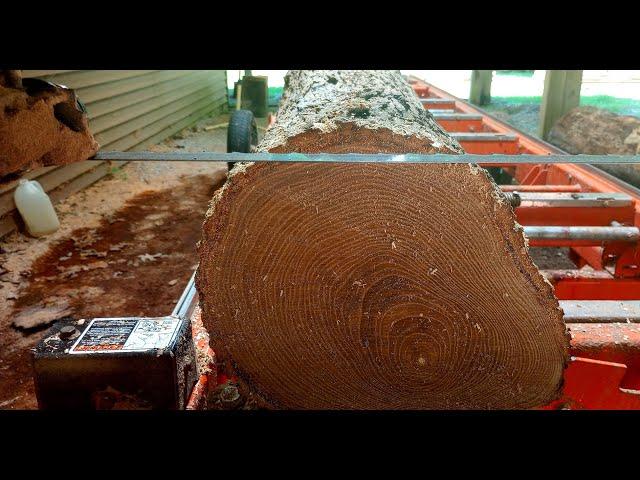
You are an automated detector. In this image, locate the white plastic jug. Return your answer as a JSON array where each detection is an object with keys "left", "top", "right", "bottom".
[{"left": 14, "top": 179, "right": 60, "bottom": 237}]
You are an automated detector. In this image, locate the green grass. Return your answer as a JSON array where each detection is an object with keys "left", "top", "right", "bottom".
[
  {"left": 268, "top": 86, "right": 283, "bottom": 98},
  {"left": 495, "top": 70, "right": 535, "bottom": 78},
  {"left": 489, "top": 96, "right": 541, "bottom": 105},
  {"left": 228, "top": 87, "right": 284, "bottom": 106},
  {"left": 580, "top": 95, "right": 640, "bottom": 115}
]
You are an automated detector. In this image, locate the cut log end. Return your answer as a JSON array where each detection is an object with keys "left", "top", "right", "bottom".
[
  {"left": 197, "top": 70, "right": 569, "bottom": 410},
  {"left": 198, "top": 162, "right": 568, "bottom": 409}
]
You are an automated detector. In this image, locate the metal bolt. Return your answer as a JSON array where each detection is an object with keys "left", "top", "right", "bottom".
[
  {"left": 504, "top": 192, "right": 521, "bottom": 208},
  {"left": 59, "top": 325, "right": 79, "bottom": 340}
]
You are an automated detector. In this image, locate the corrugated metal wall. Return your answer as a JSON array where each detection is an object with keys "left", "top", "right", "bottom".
[
  {"left": 22, "top": 70, "right": 228, "bottom": 150},
  {"left": 1, "top": 70, "right": 228, "bottom": 237}
]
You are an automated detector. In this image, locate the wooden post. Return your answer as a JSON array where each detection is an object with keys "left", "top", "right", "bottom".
[
  {"left": 538, "top": 70, "right": 583, "bottom": 139},
  {"left": 469, "top": 70, "right": 492, "bottom": 106}
]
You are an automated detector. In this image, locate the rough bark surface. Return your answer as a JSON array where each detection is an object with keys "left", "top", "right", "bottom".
[
  {"left": 548, "top": 106, "right": 640, "bottom": 187},
  {"left": 259, "top": 70, "right": 461, "bottom": 154},
  {"left": 0, "top": 70, "right": 99, "bottom": 180},
  {"left": 197, "top": 70, "right": 569, "bottom": 410},
  {"left": 549, "top": 106, "right": 640, "bottom": 155}
]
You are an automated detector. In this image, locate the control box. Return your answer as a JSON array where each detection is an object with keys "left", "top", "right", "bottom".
[{"left": 32, "top": 316, "right": 198, "bottom": 410}]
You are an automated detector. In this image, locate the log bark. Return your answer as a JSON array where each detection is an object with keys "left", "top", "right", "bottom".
[
  {"left": 197, "top": 70, "right": 569, "bottom": 410},
  {"left": 0, "top": 70, "right": 99, "bottom": 180},
  {"left": 548, "top": 105, "right": 640, "bottom": 188}
]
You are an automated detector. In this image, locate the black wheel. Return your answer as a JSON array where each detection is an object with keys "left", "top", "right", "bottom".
[{"left": 227, "top": 109, "right": 258, "bottom": 171}]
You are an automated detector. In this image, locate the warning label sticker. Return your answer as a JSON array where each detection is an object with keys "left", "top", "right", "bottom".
[{"left": 69, "top": 317, "right": 181, "bottom": 354}]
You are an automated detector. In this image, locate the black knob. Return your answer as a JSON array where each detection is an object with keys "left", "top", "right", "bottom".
[{"left": 59, "top": 325, "right": 79, "bottom": 340}]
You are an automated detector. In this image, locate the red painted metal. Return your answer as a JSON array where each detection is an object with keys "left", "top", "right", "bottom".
[
  {"left": 457, "top": 140, "right": 520, "bottom": 154},
  {"left": 547, "top": 271, "right": 640, "bottom": 300},
  {"left": 546, "top": 323, "right": 640, "bottom": 409},
  {"left": 569, "top": 322, "right": 640, "bottom": 390},
  {"left": 423, "top": 99, "right": 457, "bottom": 110},
  {"left": 546, "top": 358, "right": 640, "bottom": 409},
  {"left": 515, "top": 204, "right": 635, "bottom": 227},
  {"left": 435, "top": 118, "right": 485, "bottom": 132},
  {"left": 569, "top": 246, "right": 606, "bottom": 270},
  {"left": 531, "top": 238, "right": 635, "bottom": 248}
]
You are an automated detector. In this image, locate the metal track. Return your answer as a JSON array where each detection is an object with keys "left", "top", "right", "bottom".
[
  {"left": 172, "top": 272, "right": 197, "bottom": 321},
  {"left": 94, "top": 151, "right": 640, "bottom": 165}
]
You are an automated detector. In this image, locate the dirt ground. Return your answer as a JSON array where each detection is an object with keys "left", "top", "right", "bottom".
[
  {"left": 529, "top": 247, "right": 576, "bottom": 270},
  {"left": 483, "top": 102, "right": 540, "bottom": 137},
  {"left": 0, "top": 112, "right": 259, "bottom": 409}
]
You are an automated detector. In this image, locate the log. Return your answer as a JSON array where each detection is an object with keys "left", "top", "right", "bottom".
[
  {"left": 197, "top": 70, "right": 569, "bottom": 409},
  {"left": 548, "top": 106, "right": 640, "bottom": 188},
  {"left": 0, "top": 70, "right": 99, "bottom": 180}
]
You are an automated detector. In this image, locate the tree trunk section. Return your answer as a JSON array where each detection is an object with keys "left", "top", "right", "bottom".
[
  {"left": 548, "top": 105, "right": 640, "bottom": 188},
  {"left": 197, "top": 70, "right": 569, "bottom": 410},
  {"left": 0, "top": 70, "right": 99, "bottom": 180}
]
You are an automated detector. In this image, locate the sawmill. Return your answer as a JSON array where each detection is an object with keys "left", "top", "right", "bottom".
[{"left": 2, "top": 68, "right": 640, "bottom": 410}]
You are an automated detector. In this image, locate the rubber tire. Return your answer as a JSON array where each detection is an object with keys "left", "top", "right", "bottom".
[{"left": 227, "top": 109, "right": 258, "bottom": 171}]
